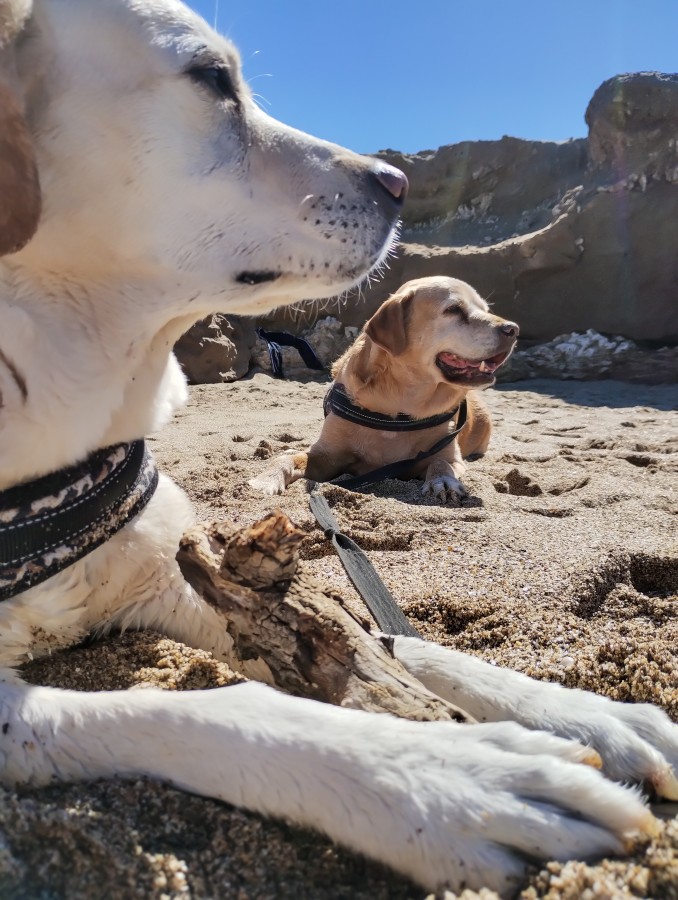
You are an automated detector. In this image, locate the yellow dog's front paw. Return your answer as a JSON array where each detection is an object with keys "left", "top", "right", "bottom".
[{"left": 422, "top": 474, "right": 467, "bottom": 502}]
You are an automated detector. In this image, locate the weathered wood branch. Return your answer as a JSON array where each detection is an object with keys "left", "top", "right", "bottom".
[{"left": 177, "top": 510, "right": 472, "bottom": 723}]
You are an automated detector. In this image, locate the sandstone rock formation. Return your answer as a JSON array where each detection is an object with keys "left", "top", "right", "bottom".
[
  {"left": 263, "top": 72, "right": 678, "bottom": 343},
  {"left": 497, "top": 330, "right": 678, "bottom": 384},
  {"left": 175, "top": 314, "right": 256, "bottom": 384},
  {"left": 175, "top": 72, "right": 678, "bottom": 382}
]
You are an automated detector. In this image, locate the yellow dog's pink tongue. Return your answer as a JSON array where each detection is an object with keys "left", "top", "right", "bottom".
[{"left": 439, "top": 352, "right": 473, "bottom": 368}]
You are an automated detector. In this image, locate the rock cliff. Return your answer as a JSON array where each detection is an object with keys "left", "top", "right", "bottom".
[{"left": 176, "top": 73, "right": 678, "bottom": 382}]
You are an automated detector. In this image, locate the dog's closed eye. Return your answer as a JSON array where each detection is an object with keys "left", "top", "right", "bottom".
[
  {"left": 444, "top": 303, "right": 468, "bottom": 320},
  {"left": 188, "top": 64, "right": 238, "bottom": 104}
]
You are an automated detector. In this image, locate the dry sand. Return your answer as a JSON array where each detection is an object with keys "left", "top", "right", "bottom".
[{"left": 2, "top": 372, "right": 677, "bottom": 899}]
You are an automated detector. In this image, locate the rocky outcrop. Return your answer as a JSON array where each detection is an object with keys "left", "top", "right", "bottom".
[
  {"left": 497, "top": 331, "right": 678, "bottom": 384},
  {"left": 261, "top": 72, "right": 678, "bottom": 346},
  {"left": 175, "top": 315, "right": 257, "bottom": 384},
  {"left": 586, "top": 72, "right": 678, "bottom": 175},
  {"left": 176, "top": 73, "right": 678, "bottom": 382}
]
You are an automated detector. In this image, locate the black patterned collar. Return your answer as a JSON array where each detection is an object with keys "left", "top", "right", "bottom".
[
  {"left": 324, "top": 382, "right": 460, "bottom": 432},
  {"left": 0, "top": 440, "right": 158, "bottom": 601}
]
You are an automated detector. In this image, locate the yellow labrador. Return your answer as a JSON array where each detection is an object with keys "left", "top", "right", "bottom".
[
  {"left": 250, "top": 276, "right": 518, "bottom": 499},
  {"left": 0, "top": 2, "right": 676, "bottom": 896}
]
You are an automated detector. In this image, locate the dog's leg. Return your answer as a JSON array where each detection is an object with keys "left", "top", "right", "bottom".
[
  {"left": 248, "top": 451, "right": 309, "bottom": 496},
  {"left": 90, "top": 476, "right": 269, "bottom": 680},
  {"left": 106, "top": 561, "right": 275, "bottom": 682},
  {"left": 459, "top": 393, "right": 492, "bottom": 458},
  {"left": 249, "top": 445, "right": 345, "bottom": 495},
  {"left": 391, "top": 635, "right": 678, "bottom": 798},
  {"left": 111, "top": 573, "right": 273, "bottom": 674},
  {"left": 422, "top": 443, "right": 467, "bottom": 501},
  {"left": 0, "top": 676, "right": 658, "bottom": 895}
]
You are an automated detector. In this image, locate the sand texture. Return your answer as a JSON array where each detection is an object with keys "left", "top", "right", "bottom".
[{"left": 3, "top": 374, "right": 677, "bottom": 899}]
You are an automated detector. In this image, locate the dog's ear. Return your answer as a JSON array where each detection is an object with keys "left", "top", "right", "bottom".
[
  {"left": 0, "top": 80, "right": 40, "bottom": 255},
  {"left": 0, "top": 1, "right": 40, "bottom": 256},
  {"left": 364, "top": 289, "right": 414, "bottom": 356}
]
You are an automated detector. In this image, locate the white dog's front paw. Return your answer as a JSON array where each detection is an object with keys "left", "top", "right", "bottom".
[
  {"left": 422, "top": 474, "right": 467, "bottom": 502},
  {"left": 98, "top": 683, "right": 655, "bottom": 896},
  {"left": 554, "top": 699, "right": 678, "bottom": 799},
  {"left": 392, "top": 636, "right": 678, "bottom": 800},
  {"left": 338, "top": 716, "right": 655, "bottom": 895}
]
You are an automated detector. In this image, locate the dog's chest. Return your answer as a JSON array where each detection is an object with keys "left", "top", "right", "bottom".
[{"left": 347, "top": 428, "right": 435, "bottom": 476}]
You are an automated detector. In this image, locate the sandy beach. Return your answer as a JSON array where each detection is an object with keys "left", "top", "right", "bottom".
[{"left": 3, "top": 372, "right": 677, "bottom": 899}]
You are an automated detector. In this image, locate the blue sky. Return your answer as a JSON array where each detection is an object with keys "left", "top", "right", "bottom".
[{"left": 188, "top": 1, "right": 678, "bottom": 154}]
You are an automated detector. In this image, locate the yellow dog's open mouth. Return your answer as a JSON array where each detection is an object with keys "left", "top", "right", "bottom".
[{"left": 435, "top": 350, "right": 510, "bottom": 385}]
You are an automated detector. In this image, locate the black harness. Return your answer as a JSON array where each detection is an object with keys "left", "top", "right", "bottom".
[
  {"left": 324, "top": 382, "right": 461, "bottom": 432},
  {"left": 323, "top": 383, "right": 467, "bottom": 491},
  {"left": 0, "top": 440, "right": 158, "bottom": 601}
]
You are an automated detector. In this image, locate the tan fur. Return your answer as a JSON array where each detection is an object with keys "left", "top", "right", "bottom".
[{"left": 250, "top": 276, "right": 519, "bottom": 500}]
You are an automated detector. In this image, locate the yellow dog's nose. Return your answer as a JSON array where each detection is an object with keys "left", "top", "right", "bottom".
[{"left": 500, "top": 321, "right": 520, "bottom": 338}]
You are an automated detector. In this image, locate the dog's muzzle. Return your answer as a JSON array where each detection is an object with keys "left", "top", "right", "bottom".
[{"left": 0, "top": 441, "right": 158, "bottom": 601}]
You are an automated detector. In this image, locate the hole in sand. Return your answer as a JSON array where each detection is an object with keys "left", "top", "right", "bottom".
[
  {"left": 494, "top": 468, "right": 543, "bottom": 496},
  {"left": 620, "top": 453, "right": 654, "bottom": 467},
  {"left": 572, "top": 552, "right": 678, "bottom": 620}
]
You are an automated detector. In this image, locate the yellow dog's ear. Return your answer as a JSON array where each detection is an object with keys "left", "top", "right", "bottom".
[
  {"left": 0, "top": 1, "right": 40, "bottom": 256},
  {"left": 0, "top": 80, "right": 40, "bottom": 255},
  {"left": 364, "top": 289, "right": 414, "bottom": 356}
]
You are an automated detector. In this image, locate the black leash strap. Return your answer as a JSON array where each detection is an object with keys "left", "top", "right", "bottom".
[
  {"left": 334, "top": 398, "right": 468, "bottom": 491},
  {"left": 256, "top": 328, "right": 325, "bottom": 379},
  {"left": 309, "top": 492, "right": 421, "bottom": 638}
]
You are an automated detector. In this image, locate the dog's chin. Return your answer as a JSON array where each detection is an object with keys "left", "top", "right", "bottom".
[
  {"left": 435, "top": 349, "right": 510, "bottom": 388},
  {"left": 234, "top": 221, "right": 400, "bottom": 307},
  {"left": 228, "top": 227, "right": 401, "bottom": 313}
]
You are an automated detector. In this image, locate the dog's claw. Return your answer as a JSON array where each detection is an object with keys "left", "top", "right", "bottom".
[
  {"left": 581, "top": 747, "right": 604, "bottom": 769},
  {"left": 626, "top": 810, "right": 662, "bottom": 844},
  {"left": 652, "top": 766, "right": 678, "bottom": 800},
  {"left": 422, "top": 476, "right": 466, "bottom": 502}
]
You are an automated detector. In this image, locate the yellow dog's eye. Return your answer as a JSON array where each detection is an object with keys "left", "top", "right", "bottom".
[
  {"left": 188, "top": 65, "right": 238, "bottom": 104},
  {"left": 444, "top": 304, "right": 470, "bottom": 322}
]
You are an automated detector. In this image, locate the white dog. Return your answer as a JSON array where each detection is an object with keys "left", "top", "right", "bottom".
[{"left": 0, "top": 1, "right": 676, "bottom": 895}]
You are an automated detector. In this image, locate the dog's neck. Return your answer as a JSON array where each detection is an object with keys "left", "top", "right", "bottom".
[
  {"left": 336, "top": 336, "right": 468, "bottom": 419},
  {"left": 0, "top": 264, "right": 200, "bottom": 490}
]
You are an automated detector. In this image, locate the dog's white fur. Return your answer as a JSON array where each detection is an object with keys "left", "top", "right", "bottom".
[{"left": 0, "top": 1, "right": 677, "bottom": 895}]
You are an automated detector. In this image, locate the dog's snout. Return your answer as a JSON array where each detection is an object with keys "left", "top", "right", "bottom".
[
  {"left": 371, "top": 163, "right": 408, "bottom": 208},
  {"left": 500, "top": 322, "right": 520, "bottom": 338}
]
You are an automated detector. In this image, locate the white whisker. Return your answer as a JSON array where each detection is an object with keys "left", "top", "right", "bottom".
[{"left": 251, "top": 92, "right": 272, "bottom": 110}]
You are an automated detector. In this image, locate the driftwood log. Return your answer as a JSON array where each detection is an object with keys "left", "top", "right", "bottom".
[{"left": 177, "top": 510, "right": 472, "bottom": 723}]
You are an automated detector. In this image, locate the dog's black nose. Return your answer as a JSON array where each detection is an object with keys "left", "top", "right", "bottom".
[
  {"left": 371, "top": 163, "right": 408, "bottom": 207},
  {"left": 500, "top": 322, "right": 520, "bottom": 338}
]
